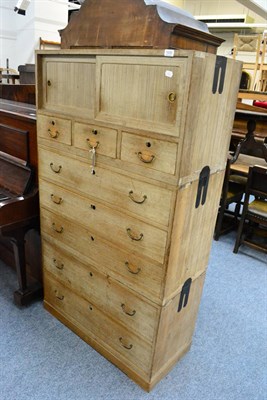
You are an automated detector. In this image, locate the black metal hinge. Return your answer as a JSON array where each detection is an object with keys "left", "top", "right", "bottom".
[
  {"left": 195, "top": 165, "right": 210, "bottom": 208},
  {"left": 212, "top": 56, "right": 227, "bottom": 94},
  {"left": 177, "top": 278, "right": 192, "bottom": 313}
]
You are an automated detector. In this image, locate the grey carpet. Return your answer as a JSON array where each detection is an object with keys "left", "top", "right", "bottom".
[{"left": 0, "top": 233, "right": 266, "bottom": 400}]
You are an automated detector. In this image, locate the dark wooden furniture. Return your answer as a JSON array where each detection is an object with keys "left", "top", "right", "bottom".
[
  {"left": 59, "top": 0, "right": 224, "bottom": 53},
  {"left": 0, "top": 93, "right": 42, "bottom": 305},
  {"left": 0, "top": 123, "right": 42, "bottom": 305},
  {"left": 233, "top": 165, "right": 267, "bottom": 254},
  {"left": 18, "top": 64, "right": 35, "bottom": 84},
  {"left": 215, "top": 119, "right": 267, "bottom": 240},
  {"left": 214, "top": 158, "right": 244, "bottom": 240},
  {"left": 231, "top": 103, "right": 267, "bottom": 153},
  {"left": 0, "top": 84, "right": 35, "bottom": 104}
]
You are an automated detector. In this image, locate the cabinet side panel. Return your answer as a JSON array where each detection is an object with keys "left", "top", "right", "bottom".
[
  {"left": 164, "top": 171, "right": 224, "bottom": 301},
  {"left": 179, "top": 54, "right": 242, "bottom": 181},
  {"left": 151, "top": 273, "right": 206, "bottom": 385}
]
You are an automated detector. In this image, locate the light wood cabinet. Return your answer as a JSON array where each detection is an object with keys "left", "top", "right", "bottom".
[{"left": 36, "top": 49, "right": 242, "bottom": 391}]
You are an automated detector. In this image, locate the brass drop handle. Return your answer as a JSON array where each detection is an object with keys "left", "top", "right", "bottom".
[
  {"left": 86, "top": 139, "right": 99, "bottom": 149},
  {"left": 47, "top": 80, "right": 52, "bottom": 86},
  {"left": 51, "top": 194, "right": 63, "bottom": 204},
  {"left": 50, "top": 163, "right": 62, "bottom": 174},
  {"left": 168, "top": 92, "right": 176, "bottom": 102},
  {"left": 121, "top": 303, "right": 136, "bottom": 317},
  {"left": 47, "top": 128, "right": 59, "bottom": 139},
  {"left": 52, "top": 223, "right": 63, "bottom": 234},
  {"left": 137, "top": 152, "right": 155, "bottom": 164},
  {"left": 125, "top": 261, "right": 141, "bottom": 275},
  {"left": 128, "top": 190, "right": 147, "bottom": 204},
  {"left": 119, "top": 337, "right": 133, "bottom": 350},
  {"left": 126, "top": 228, "right": 143, "bottom": 241},
  {"left": 55, "top": 290, "right": 64, "bottom": 300},
  {"left": 53, "top": 258, "right": 64, "bottom": 270}
]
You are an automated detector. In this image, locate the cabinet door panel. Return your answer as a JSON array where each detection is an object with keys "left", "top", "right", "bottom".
[
  {"left": 41, "top": 57, "right": 96, "bottom": 117},
  {"left": 96, "top": 56, "right": 189, "bottom": 136}
]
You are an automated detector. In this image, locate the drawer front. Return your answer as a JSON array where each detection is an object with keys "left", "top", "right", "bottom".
[
  {"left": 44, "top": 274, "right": 153, "bottom": 375},
  {"left": 121, "top": 132, "right": 178, "bottom": 175},
  {"left": 38, "top": 147, "right": 173, "bottom": 228},
  {"left": 39, "top": 179, "right": 167, "bottom": 263},
  {"left": 42, "top": 241, "right": 159, "bottom": 343},
  {"left": 37, "top": 114, "right": 72, "bottom": 145},
  {"left": 73, "top": 122, "right": 117, "bottom": 158},
  {"left": 40, "top": 209, "right": 164, "bottom": 302}
]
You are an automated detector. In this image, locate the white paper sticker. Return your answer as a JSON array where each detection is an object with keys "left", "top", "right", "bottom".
[
  {"left": 165, "top": 70, "right": 173, "bottom": 78},
  {"left": 164, "top": 49, "right": 175, "bottom": 57}
]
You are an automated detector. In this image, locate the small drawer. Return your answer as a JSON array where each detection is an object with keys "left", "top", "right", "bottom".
[
  {"left": 44, "top": 274, "right": 153, "bottom": 376},
  {"left": 37, "top": 114, "right": 72, "bottom": 145},
  {"left": 121, "top": 131, "right": 178, "bottom": 175},
  {"left": 73, "top": 122, "right": 117, "bottom": 158}
]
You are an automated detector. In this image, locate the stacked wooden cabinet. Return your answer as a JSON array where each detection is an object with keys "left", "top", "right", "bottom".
[{"left": 36, "top": 0, "right": 242, "bottom": 391}]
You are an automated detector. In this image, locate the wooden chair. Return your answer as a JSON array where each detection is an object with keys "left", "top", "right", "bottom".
[
  {"left": 232, "top": 33, "right": 262, "bottom": 91},
  {"left": 256, "top": 32, "right": 267, "bottom": 92},
  {"left": 214, "top": 158, "right": 244, "bottom": 241},
  {"left": 230, "top": 119, "right": 267, "bottom": 185},
  {"left": 233, "top": 165, "right": 267, "bottom": 254},
  {"left": 214, "top": 120, "right": 267, "bottom": 240}
]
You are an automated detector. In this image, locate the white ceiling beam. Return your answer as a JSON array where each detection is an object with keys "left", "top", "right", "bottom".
[{"left": 235, "top": 0, "right": 267, "bottom": 20}]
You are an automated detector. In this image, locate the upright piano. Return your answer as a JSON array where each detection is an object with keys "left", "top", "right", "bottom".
[{"left": 0, "top": 117, "right": 42, "bottom": 305}]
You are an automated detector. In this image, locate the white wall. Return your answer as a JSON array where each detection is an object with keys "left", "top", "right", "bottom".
[{"left": 0, "top": 0, "right": 68, "bottom": 71}]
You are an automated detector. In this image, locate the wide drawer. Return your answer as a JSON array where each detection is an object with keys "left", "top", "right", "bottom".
[
  {"left": 44, "top": 274, "right": 154, "bottom": 376},
  {"left": 37, "top": 114, "right": 72, "bottom": 145},
  {"left": 40, "top": 208, "right": 165, "bottom": 303},
  {"left": 38, "top": 147, "right": 173, "bottom": 228},
  {"left": 42, "top": 240, "right": 159, "bottom": 343},
  {"left": 39, "top": 179, "right": 167, "bottom": 263},
  {"left": 73, "top": 121, "right": 117, "bottom": 158},
  {"left": 121, "top": 131, "right": 178, "bottom": 175}
]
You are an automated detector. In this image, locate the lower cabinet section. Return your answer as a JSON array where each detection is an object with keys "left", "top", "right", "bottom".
[{"left": 43, "top": 249, "right": 206, "bottom": 391}]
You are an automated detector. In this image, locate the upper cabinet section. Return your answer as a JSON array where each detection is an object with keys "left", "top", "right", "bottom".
[
  {"left": 38, "top": 56, "right": 96, "bottom": 118},
  {"left": 37, "top": 51, "right": 191, "bottom": 137},
  {"left": 95, "top": 56, "right": 190, "bottom": 137}
]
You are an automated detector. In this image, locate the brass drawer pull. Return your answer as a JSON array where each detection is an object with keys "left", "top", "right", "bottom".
[
  {"left": 47, "top": 128, "right": 59, "bottom": 139},
  {"left": 121, "top": 303, "right": 136, "bottom": 317},
  {"left": 168, "top": 92, "right": 176, "bottom": 102},
  {"left": 53, "top": 258, "right": 64, "bottom": 270},
  {"left": 119, "top": 337, "right": 133, "bottom": 350},
  {"left": 47, "top": 80, "right": 52, "bottom": 86},
  {"left": 125, "top": 261, "right": 141, "bottom": 275},
  {"left": 86, "top": 139, "right": 99, "bottom": 149},
  {"left": 126, "top": 228, "right": 143, "bottom": 241},
  {"left": 51, "top": 194, "right": 63, "bottom": 204},
  {"left": 52, "top": 223, "right": 63, "bottom": 234},
  {"left": 55, "top": 290, "right": 64, "bottom": 300},
  {"left": 137, "top": 152, "right": 155, "bottom": 164},
  {"left": 50, "top": 163, "right": 62, "bottom": 174},
  {"left": 128, "top": 190, "right": 147, "bottom": 204}
]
